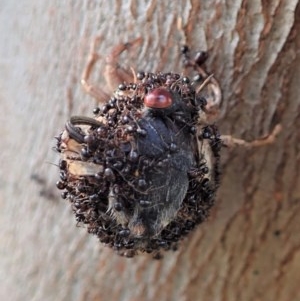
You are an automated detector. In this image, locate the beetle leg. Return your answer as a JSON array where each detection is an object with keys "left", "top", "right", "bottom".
[
  {"left": 81, "top": 36, "right": 142, "bottom": 102},
  {"left": 104, "top": 37, "right": 142, "bottom": 91},
  {"left": 69, "top": 116, "right": 103, "bottom": 127},
  {"left": 221, "top": 124, "right": 282, "bottom": 148},
  {"left": 194, "top": 71, "right": 222, "bottom": 110},
  {"left": 81, "top": 36, "right": 111, "bottom": 103},
  {"left": 65, "top": 116, "right": 103, "bottom": 143},
  {"left": 181, "top": 46, "right": 222, "bottom": 122}
]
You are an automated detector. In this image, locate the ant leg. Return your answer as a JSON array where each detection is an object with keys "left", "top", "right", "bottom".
[
  {"left": 221, "top": 124, "right": 282, "bottom": 148},
  {"left": 81, "top": 36, "right": 111, "bottom": 103},
  {"left": 104, "top": 37, "right": 142, "bottom": 91}
]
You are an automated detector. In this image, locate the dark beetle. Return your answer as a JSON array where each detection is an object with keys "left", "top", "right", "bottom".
[{"left": 55, "top": 40, "right": 280, "bottom": 257}]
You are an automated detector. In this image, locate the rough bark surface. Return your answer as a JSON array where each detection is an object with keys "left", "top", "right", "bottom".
[{"left": 1, "top": 1, "right": 299, "bottom": 300}]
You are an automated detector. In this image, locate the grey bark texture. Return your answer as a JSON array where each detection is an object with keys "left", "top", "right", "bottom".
[{"left": 1, "top": 1, "right": 300, "bottom": 300}]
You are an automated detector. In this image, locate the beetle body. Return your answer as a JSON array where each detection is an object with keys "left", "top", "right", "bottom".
[{"left": 57, "top": 71, "right": 221, "bottom": 257}]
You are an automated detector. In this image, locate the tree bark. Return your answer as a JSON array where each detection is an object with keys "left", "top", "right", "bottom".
[{"left": 1, "top": 1, "right": 300, "bottom": 300}]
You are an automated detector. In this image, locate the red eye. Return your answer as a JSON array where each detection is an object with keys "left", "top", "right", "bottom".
[{"left": 144, "top": 88, "right": 173, "bottom": 108}]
